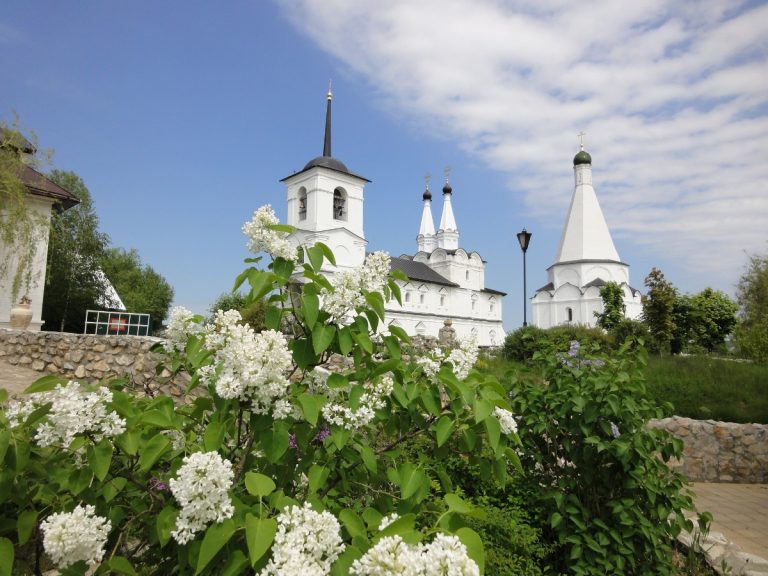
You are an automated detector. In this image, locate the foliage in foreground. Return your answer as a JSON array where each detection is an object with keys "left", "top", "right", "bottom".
[
  {"left": 735, "top": 250, "right": 768, "bottom": 363},
  {"left": 0, "top": 207, "right": 520, "bottom": 575},
  {"left": 507, "top": 339, "right": 707, "bottom": 575}
]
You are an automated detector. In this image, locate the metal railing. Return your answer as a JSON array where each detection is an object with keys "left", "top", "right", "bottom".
[{"left": 84, "top": 310, "right": 151, "bottom": 336}]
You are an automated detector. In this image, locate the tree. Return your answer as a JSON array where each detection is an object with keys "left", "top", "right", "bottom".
[
  {"left": 42, "top": 170, "right": 111, "bottom": 333},
  {"left": 688, "top": 288, "right": 738, "bottom": 353},
  {"left": 594, "top": 281, "right": 625, "bottom": 331},
  {"left": 735, "top": 251, "right": 768, "bottom": 362},
  {"left": 642, "top": 268, "right": 677, "bottom": 355},
  {"left": 101, "top": 247, "right": 174, "bottom": 332},
  {"left": 208, "top": 290, "right": 267, "bottom": 332}
]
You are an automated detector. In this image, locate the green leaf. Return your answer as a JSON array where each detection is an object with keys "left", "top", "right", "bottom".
[
  {"left": 298, "top": 393, "right": 324, "bottom": 426},
  {"left": 399, "top": 465, "right": 427, "bottom": 500},
  {"left": 141, "top": 409, "right": 174, "bottom": 428},
  {"left": 138, "top": 433, "right": 171, "bottom": 472},
  {"left": 272, "top": 257, "right": 294, "bottom": 281},
  {"left": 0, "top": 537, "right": 13, "bottom": 576},
  {"left": 445, "top": 493, "right": 472, "bottom": 515},
  {"left": 204, "top": 421, "right": 227, "bottom": 452},
  {"left": 339, "top": 509, "right": 368, "bottom": 540},
  {"left": 307, "top": 245, "right": 325, "bottom": 271},
  {"left": 117, "top": 429, "right": 141, "bottom": 455},
  {"left": 435, "top": 416, "right": 455, "bottom": 447},
  {"left": 23, "top": 375, "right": 65, "bottom": 394},
  {"left": 220, "top": 550, "right": 249, "bottom": 576},
  {"left": 308, "top": 464, "right": 330, "bottom": 493},
  {"left": 473, "top": 398, "right": 494, "bottom": 423},
  {"left": 358, "top": 444, "right": 377, "bottom": 474},
  {"left": 247, "top": 269, "right": 274, "bottom": 300},
  {"left": 484, "top": 416, "right": 501, "bottom": 454},
  {"left": 17, "top": 509, "right": 38, "bottom": 546},
  {"left": 262, "top": 425, "right": 289, "bottom": 463},
  {"left": 265, "top": 305, "right": 282, "bottom": 330},
  {"left": 420, "top": 388, "right": 441, "bottom": 417},
  {"left": 196, "top": 519, "right": 235, "bottom": 574},
  {"left": 302, "top": 292, "right": 320, "bottom": 329},
  {"left": 312, "top": 324, "right": 336, "bottom": 355},
  {"left": 291, "top": 338, "right": 316, "bottom": 370},
  {"left": 245, "top": 514, "right": 277, "bottom": 567},
  {"left": 102, "top": 477, "right": 127, "bottom": 503},
  {"left": 245, "top": 472, "right": 276, "bottom": 498},
  {"left": 456, "top": 527, "right": 485, "bottom": 575},
  {"left": 388, "top": 324, "right": 411, "bottom": 343},
  {"left": 156, "top": 506, "right": 178, "bottom": 548},
  {"left": 364, "top": 292, "right": 386, "bottom": 321},
  {"left": 0, "top": 430, "right": 10, "bottom": 463},
  {"left": 107, "top": 556, "right": 137, "bottom": 575},
  {"left": 88, "top": 438, "right": 113, "bottom": 481},
  {"left": 338, "top": 327, "right": 353, "bottom": 355},
  {"left": 353, "top": 331, "right": 373, "bottom": 354},
  {"left": 0, "top": 389, "right": 7, "bottom": 403},
  {"left": 315, "top": 241, "right": 337, "bottom": 266}
]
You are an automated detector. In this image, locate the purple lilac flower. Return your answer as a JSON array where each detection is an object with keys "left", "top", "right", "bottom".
[
  {"left": 568, "top": 340, "right": 580, "bottom": 357},
  {"left": 314, "top": 426, "right": 330, "bottom": 444},
  {"left": 149, "top": 477, "right": 168, "bottom": 491},
  {"left": 288, "top": 433, "right": 298, "bottom": 449}
]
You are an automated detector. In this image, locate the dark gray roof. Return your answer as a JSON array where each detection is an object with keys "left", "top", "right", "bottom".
[
  {"left": 582, "top": 278, "right": 607, "bottom": 289},
  {"left": 535, "top": 282, "right": 554, "bottom": 293},
  {"left": 390, "top": 256, "right": 458, "bottom": 287},
  {"left": 482, "top": 287, "right": 507, "bottom": 296}
]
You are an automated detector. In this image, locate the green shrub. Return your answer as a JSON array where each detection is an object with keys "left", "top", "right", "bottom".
[
  {"left": 503, "top": 325, "right": 610, "bottom": 362},
  {"left": 506, "top": 338, "right": 706, "bottom": 575}
]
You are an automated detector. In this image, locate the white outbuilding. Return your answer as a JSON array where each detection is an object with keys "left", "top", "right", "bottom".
[
  {"left": 283, "top": 90, "right": 506, "bottom": 346},
  {"left": 531, "top": 143, "right": 642, "bottom": 328}
]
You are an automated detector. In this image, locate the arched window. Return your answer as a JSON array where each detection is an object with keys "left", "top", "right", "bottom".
[
  {"left": 333, "top": 188, "right": 347, "bottom": 221},
  {"left": 405, "top": 292, "right": 411, "bottom": 303},
  {"left": 298, "top": 187, "right": 307, "bottom": 221},
  {"left": 440, "top": 295, "right": 445, "bottom": 307},
  {"left": 465, "top": 270, "right": 470, "bottom": 281},
  {"left": 419, "top": 294, "right": 424, "bottom": 304},
  {"left": 489, "top": 297, "right": 496, "bottom": 314},
  {"left": 566, "top": 307, "right": 573, "bottom": 322},
  {"left": 471, "top": 293, "right": 477, "bottom": 311}
]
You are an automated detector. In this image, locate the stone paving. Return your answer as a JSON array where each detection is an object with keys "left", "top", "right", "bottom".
[{"left": 1, "top": 358, "right": 766, "bottom": 572}]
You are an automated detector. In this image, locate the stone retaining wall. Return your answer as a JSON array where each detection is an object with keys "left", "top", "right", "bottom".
[
  {"left": 0, "top": 328, "right": 187, "bottom": 397},
  {"left": 649, "top": 416, "right": 767, "bottom": 483}
]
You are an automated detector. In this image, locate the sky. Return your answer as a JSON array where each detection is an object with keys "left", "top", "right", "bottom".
[{"left": 3, "top": 0, "right": 767, "bottom": 331}]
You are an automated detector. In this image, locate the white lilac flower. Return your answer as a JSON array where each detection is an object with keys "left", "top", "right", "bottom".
[
  {"left": 350, "top": 535, "right": 422, "bottom": 576},
  {"left": 610, "top": 421, "right": 621, "bottom": 438},
  {"left": 41, "top": 504, "right": 111, "bottom": 569},
  {"left": 351, "top": 532, "right": 479, "bottom": 576},
  {"left": 417, "top": 337, "right": 478, "bottom": 385},
  {"left": 321, "top": 374, "right": 394, "bottom": 430},
  {"left": 259, "top": 503, "right": 344, "bottom": 576},
  {"left": 163, "top": 306, "right": 204, "bottom": 354},
  {"left": 420, "top": 533, "right": 479, "bottom": 576},
  {"left": 243, "top": 204, "right": 296, "bottom": 261},
  {"left": 378, "top": 513, "right": 400, "bottom": 531},
  {"left": 321, "top": 251, "right": 391, "bottom": 323},
  {"left": 6, "top": 381, "right": 126, "bottom": 448},
  {"left": 199, "top": 310, "right": 293, "bottom": 417},
  {"left": 493, "top": 407, "right": 518, "bottom": 436},
  {"left": 170, "top": 451, "right": 234, "bottom": 544}
]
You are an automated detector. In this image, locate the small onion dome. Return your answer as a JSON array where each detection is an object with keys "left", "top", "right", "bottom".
[
  {"left": 573, "top": 149, "right": 592, "bottom": 165},
  {"left": 423, "top": 188, "right": 432, "bottom": 201},
  {"left": 442, "top": 181, "right": 452, "bottom": 194}
]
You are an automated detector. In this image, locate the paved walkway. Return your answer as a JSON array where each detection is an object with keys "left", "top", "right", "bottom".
[{"left": 1, "top": 359, "right": 766, "bottom": 565}]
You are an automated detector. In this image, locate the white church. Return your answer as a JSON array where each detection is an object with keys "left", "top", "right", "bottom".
[
  {"left": 282, "top": 91, "right": 506, "bottom": 346},
  {"left": 531, "top": 142, "right": 642, "bottom": 328}
]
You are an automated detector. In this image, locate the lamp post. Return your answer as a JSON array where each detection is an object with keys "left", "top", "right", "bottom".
[{"left": 517, "top": 229, "right": 532, "bottom": 326}]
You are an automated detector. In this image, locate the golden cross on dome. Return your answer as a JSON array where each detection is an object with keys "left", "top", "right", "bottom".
[
  {"left": 577, "top": 131, "right": 586, "bottom": 150},
  {"left": 444, "top": 165, "right": 452, "bottom": 182},
  {"left": 424, "top": 172, "right": 431, "bottom": 190}
]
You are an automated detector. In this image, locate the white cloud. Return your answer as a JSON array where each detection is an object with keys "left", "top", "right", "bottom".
[{"left": 278, "top": 0, "right": 768, "bottom": 291}]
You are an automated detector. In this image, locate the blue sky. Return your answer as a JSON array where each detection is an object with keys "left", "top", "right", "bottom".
[{"left": 3, "top": 0, "right": 767, "bottom": 331}]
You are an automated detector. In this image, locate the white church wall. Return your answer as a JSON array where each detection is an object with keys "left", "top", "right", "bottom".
[{"left": 0, "top": 195, "right": 53, "bottom": 331}]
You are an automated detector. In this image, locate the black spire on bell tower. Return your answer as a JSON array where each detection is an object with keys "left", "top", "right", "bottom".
[{"left": 323, "top": 83, "right": 332, "bottom": 158}]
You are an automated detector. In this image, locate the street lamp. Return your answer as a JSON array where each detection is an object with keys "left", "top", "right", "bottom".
[{"left": 517, "top": 229, "right": 532, "bottom": 327}]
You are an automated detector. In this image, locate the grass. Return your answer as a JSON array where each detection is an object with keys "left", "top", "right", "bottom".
[
  {"left": 645, "top": 355, "right": 768, "bottom": 424},
  {"left": 479, "top": 351, "right": 768, "bottom": 424}
]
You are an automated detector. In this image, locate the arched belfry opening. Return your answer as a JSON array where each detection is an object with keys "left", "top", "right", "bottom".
[{"left": 333, "top": 187, "right": 347, "bottom": 221}]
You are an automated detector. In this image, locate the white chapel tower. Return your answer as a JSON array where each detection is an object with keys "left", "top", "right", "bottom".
[
  {"left": 531, "top": 140, "right": 642, "bottom": 328},
  {"left": 282, "top": 87, "right": 369, "bottom": 272}
]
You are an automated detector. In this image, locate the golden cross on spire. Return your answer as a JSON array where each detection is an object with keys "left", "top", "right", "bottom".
[
  {"left": 424, "top": 172, "right": 431, "bottom": 190},
  {"left": 327, "top": 79, "right": 333, "bottom": 100},
  {"left": 444, "top": 165, "right": 452, "bottom": 183},
  {"left": 577, "top": 131, "right": 586, "bottom": 150}
]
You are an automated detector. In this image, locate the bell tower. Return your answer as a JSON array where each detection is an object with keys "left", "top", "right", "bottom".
[{"left": 282, "top": 87, "right": 370, "bottom": 271}]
